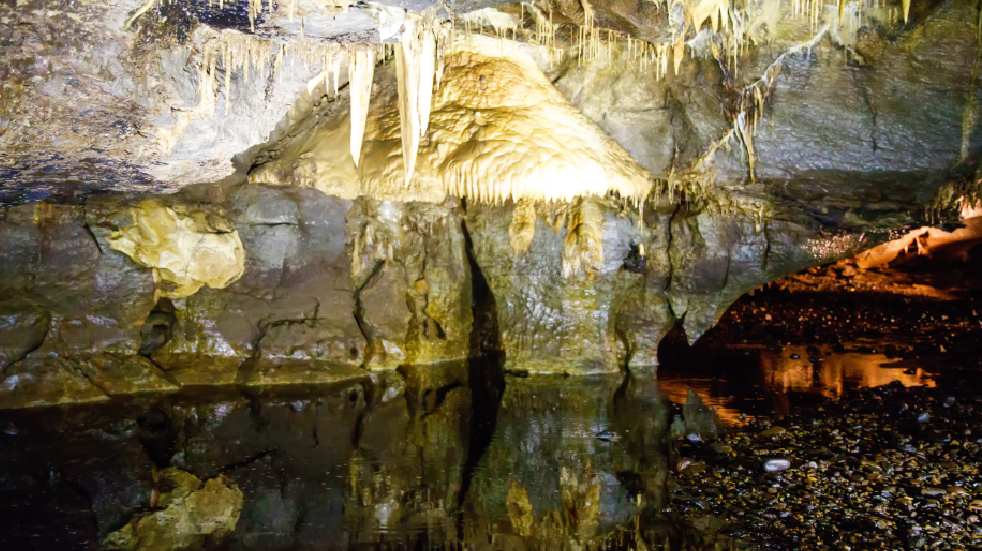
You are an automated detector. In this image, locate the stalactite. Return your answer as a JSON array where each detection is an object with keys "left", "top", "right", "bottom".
[
  {"left": 418, "top": 28, "right": 437, "bottom": 137},
  {"left": 330, "top": 54, "right": 342, "bottom": 97},
  {"left": 349, "top": 47, "right": 376, "bottom": 167},
  {"left": 395, "top": 20, "right": 437, "bottom": 185},
  {"left": 689, "top": 24, "right": 830, "bottom": 185},
  {"left": 673, "top": 33, "right": 686, "bottom": 75}
]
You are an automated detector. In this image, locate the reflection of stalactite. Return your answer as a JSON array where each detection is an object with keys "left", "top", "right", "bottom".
[
  {"left": 506, "top": 481, "right": 534, "bottom": 536},
  {"left": 560, "top": 462, "right": 601, "bottom": 539}
]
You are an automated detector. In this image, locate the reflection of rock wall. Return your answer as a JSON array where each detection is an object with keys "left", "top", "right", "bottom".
[
  {"left": 462, "top": 375, "right": 672, "bottom": 549},
  {"left": 0, "top": 364, "right": 678, "bottom": 549},
  {"left": 0, "top": 363, "right": 491, "bottom": 547}
]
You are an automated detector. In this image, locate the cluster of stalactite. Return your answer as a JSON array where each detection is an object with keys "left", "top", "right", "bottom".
[{"left": 125, "top": 0, "right": 925, "bottom": 204}]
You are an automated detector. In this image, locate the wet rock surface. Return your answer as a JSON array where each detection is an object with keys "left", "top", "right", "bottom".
[
  {"left": 0, "top": 185, "right": 485, "bottom": 406},
  {"left": 0, "top": 183, "right": 851, "bottom": 405},
  {"left": 3, "top": 189, "right": 980, "bottom": 405}
]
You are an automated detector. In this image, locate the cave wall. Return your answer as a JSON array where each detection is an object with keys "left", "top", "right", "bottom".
[
  {"left": 0, "top": 186, "right": 476, "bottom": 408},
  {"left": 0, "top": 179, "right": 835, "bottom": 408}
]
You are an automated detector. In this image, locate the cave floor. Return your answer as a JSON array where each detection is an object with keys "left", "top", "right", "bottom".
[{"left": 0, "top": 285, "right": 980, "bottom": 550}]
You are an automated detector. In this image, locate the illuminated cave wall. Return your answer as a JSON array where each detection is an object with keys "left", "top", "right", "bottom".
[{"left": 0, "top": 0, "right": 980, "bottom": 406}]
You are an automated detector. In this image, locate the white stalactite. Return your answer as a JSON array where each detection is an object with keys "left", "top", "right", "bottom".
[
  {"left": 349, "top": 47, "right": 376, "bottom": 167},
  {"left": 417, "top": 28, "right": 437, "bottom": 137},
  {"left": 395, "top": 20, "right": 437, "bottom": 185},
  {"left": 330, "top": 54, "right": 342, "bottom": 97}
]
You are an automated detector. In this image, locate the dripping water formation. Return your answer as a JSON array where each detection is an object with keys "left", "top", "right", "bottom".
[{"left": 1, "top": 0, "right": 981, "bottom": 548}]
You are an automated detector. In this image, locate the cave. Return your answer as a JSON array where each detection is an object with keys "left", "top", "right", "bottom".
[{"left": 1, "top": 0, "right": 980, "bottom": 548}]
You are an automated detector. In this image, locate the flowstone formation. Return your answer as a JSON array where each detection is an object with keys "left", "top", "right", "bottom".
[
  {"left": 0, "top": 0, "right": 980, "bottom": 405},
  {"left": 107, "top": 200, "right": 245, "bottom": 299}
]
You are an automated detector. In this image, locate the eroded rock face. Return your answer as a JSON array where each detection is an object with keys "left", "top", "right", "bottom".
[
  {"left": 0, "top": 180, "right": 962, "bottom": 407},
  {"left": 465, "top": 198, "right": 670, "bottom": 373},
  {"left": 463, "top": 194, "right": 822, "bottom": 373},
  {"left": 0, "top": 185, "right": 480, "bottom": 406}
]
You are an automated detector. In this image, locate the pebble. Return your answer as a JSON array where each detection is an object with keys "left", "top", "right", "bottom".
[
  {"left": 763, "top": 458, "right": 791, "bottom": 472},
  {"left": 668, "top": 383, "right": 981, "bottom": 549},
  {"left": 595, "top": 429, "right": 616, "bottom": 442}
]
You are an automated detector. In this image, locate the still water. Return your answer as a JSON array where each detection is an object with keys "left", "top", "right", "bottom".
[{"left": 0, "top": 348, "right": 937, "bottom": 549}]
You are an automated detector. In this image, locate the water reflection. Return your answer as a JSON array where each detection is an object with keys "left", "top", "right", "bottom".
[
  {"left": 659, "top": 346, "right": 937, "bottom": 424},
  {"left": 0, "top": 348, "right": 939, "bottom": 549}
]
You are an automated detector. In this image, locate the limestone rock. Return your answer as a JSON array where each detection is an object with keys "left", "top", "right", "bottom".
[
  {"left": 466, "top": 197, "right": 676, "bottom": 373},
  {"left": 250, "top": 38, "right": 653, "bottom": 204},
  {"left": 0, "top": 203, "right": 156, "bottom": 357},
  {"left": 107, "top": 200, "right": 245, "bottom": 299},
  {"left": 103, "top": 472, "right": 243, "bottom": 551},
  {"left": 0, "top": 356, "right": 109, "bottom": 410}
]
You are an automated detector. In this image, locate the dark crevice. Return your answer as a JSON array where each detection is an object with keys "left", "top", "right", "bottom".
[
  {"left": 455, "top": 206, "right": 506, "bottom": 519},
  {"left": 460, "top": 205, "right": 501, "bottom": 357},
  {"left": 234, "top": 315, "right": 273, "bottom": 387},
  {"left": 853, "top": 68, "right": 879, "bottom": 152},
  {"left": 353, "top": 259, "right": 385, "bottom": 367},
  {"left": 622, "top": 241, "right": 646, "bottom": 273},
  {"left": 656, "top": 319, "right": 692, "bottom": 366},
  {"left": 761, "top": 221, "right": 772, "bottom": 271},
  {"left": 664, "top": 203, "right": 683, "bottom": 293},
  {"left": 248, "top": 221, "right": 298, "bottom": 227},
  {"left": 82, "top": 223, "right": 104, "bottom": 254},
  {"left": 350, "top": 376, "right": 380, "bottom": 452},
  {"left": 720, "top": 251, "right": 733, "bottom": 291},
  {"left": 139, "top": 298, "right": 176, "bottom": 356}
]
